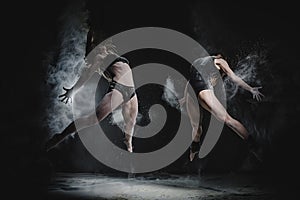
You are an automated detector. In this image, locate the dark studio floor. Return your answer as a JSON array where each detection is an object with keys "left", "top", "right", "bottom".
[{"left": 45, "top": 172, "right": 275, "bottom": 200}]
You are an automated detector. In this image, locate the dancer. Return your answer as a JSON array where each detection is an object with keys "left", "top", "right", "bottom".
[
  {"left": 45, "top": 44, "right": 138, "bottom": 152},
  {"left": 181, "top": 54, "right": 264, "bottom": 161}
]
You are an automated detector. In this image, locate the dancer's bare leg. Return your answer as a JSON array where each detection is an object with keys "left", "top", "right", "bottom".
[
  {"left": 122, "top": 95, "right": 138, "bottom": 152},
  {"left": 186, "top": 93, "right": 203, "bottom": 161},
  {"left": 198, "top": 90, "right": 249, "bottom": 140},
  {"left": 198, "top": 90, "right": 263, "bottom": 161},
  {"left": 46, "top": 90, "right": 123, "bottom": 151}
]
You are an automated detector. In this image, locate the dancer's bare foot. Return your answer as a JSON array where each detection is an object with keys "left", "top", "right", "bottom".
[
  {"left": 124, "top": 140, "right": 133, "bottom": 152},
  {"left": 45, "top": 133, "right": 64, "bottom": 152},
  {"left": 190, "top": 150, "right": 198, "bottom": 162}
]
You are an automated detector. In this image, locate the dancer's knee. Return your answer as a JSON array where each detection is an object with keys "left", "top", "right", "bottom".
[
  {"left": 216, "top": 113, "right": 232, "bottom": 125},
  {"left": 223, "top": 115, "right": 235, "bottom": 127}
]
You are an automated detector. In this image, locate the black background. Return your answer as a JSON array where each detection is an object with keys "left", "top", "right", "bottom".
[{"left": 2, "top": 0, "right": 299, "bottom": 199}]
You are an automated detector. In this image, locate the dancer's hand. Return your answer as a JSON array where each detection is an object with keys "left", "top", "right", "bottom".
[
  {"left": 59, "top": 87, "right": 74, "bottom": 104},
  {"left": 250, "top": 86, "right": 264, "bottom": 101}
]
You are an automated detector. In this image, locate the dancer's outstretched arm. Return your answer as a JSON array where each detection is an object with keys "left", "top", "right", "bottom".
[
  {"left": 215, "top": 58, "right": 264, "bottom": 101},
  {"left": 59, "top": 55, "right": 102, "bottom": 104}
]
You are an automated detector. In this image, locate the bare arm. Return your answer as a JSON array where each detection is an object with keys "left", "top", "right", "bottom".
[
  {"left": 215, "top": 58, "right": 252, "bottom": 90},
  {"left": 59, "top": 55, "right": 102, "bottom": 103},
  {"left": 72, "top": 57, "right": 100, "bottom": 91},
  {"left": 215, "top": 58, "right": 264, "bottom": 101}
]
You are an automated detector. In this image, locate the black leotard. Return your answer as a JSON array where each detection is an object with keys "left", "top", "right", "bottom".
[
  {"left": 189, "top": 56, "right": 224, "bottom": 95},
  {"left": 104, "top": 55, "right": 136, "bottom": 102}
]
